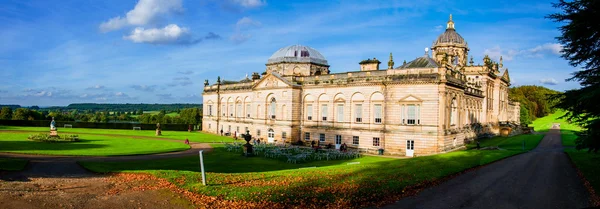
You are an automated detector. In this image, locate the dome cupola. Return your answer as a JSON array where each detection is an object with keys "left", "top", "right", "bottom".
[{"left": 265, "top": 45, "right": 330, "bottom": 76}]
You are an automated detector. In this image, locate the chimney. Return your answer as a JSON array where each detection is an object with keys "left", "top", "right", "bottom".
[{"left": 359, "top": 58, "right": 381, "bottom": 71}]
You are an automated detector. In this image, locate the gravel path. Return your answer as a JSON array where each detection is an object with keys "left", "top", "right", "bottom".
[
  {"left": 0, "top": 131, "right": 215, "bottom": 209},
  {"left": 383, "top": 124, "right": 592, "bottom": 209}
]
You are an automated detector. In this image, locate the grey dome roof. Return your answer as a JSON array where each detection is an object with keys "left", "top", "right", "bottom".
[
  {"left": 434, "top": 29, "right": 466, "bottom": 46},
  {"left": 267, "top": 45, "right": 328, "bottom": 66},
  {"left": 433, "top": 15, "right": 467, "bottom": 47}
]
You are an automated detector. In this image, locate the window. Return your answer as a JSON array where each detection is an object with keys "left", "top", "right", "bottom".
[
  {"left": 282, "top": 132, "right": 287, "bottom": 139},
  {"left": 246, "top": 104, "right": 251, "bottom": 118},
  {"left": 373, "top": 137, "right": 380, "bottom": 147},
  {"left": 319, "top": 133, "right": 325, "bottom": 142},
  {"left": 257, "top": 105, "right": 261, "bottom": 119},
  {"left": 228, "top": 125, "right": 231, "bottom": 132},
  {"left": 336, "top": 104, "right": 344, "bottom": 122},
  {"left": 407, "top": 104, "right": 420, "bottom": 125},
  {"left": 406, "top": 140, "right": 414, "bottom": 150},
  {"left": 236, "top": 104, "right": 242, "bottom": 117},
  {"left": 305, "top": 132, "right": 310, "bottom": 141},
  {"left": 335, "top": 135, "right": 342, "bottom": 145},
  {"left": 374, "top": 104, "right": 382, "bottom": 124},
  {"left": 321, "top": 104, "right": 328, "bottom": 121},
  {"left": 257, "top": 129, "right": 261, "bottom": 136},
  {"left": 307, "top": 104, "right": 313, "bottom": 120},
  {"left": 355, "top": 104, "right": 362, "bottom": 123},
  {"left": 208, "top": 105, "right": 213, "bottom": 116},
  {"left": 270, "top": 98, "right": 276, "bottom": 119},
  {"left": 222, "top": 105, "right": 226, "bottom": 116},
  {"left": 209, "top": 123, "right": 211, "bottom": 129},
  {"left": 229, "top": 104, "right": 233, "bottom": 117},
  {"left": 236, "top": 126, "right": 239, "bottom": 133},
  {"left": 352, "top": 136, "right": 359, "bottom": 145}
]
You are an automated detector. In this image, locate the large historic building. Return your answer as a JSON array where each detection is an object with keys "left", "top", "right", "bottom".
[{"left": 202, "top": 15, "right": 520, "bottom": 156}]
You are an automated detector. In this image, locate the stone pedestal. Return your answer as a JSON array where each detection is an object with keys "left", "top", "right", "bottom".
[
  {"left": 50, "top": 130, "right": 58, "bottom": 137},
  {"left": 156, "top": 129, "right": 162, "bottom": 136},
  {"left": 242, "top": 130, "right": 253, "bottom": 157}
]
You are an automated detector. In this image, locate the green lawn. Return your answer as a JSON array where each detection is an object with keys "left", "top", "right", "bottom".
[
  {"left": 0, "top": 158, "right": 28, "bottom": 171},
  {"left": 0, "top": 126, "right": 234, "bottom": 143},
  {"left": 466, "top": 134, "right": 545, "bottom": 150},
  {"left": 531, "top": 110, "right": 582, "bottom": 133},
  {"left": 80, "top": 134, "right": 543, "bottom": 208},
  {"left": 0, "top": 132, "right": 190, "bottom": 156}
]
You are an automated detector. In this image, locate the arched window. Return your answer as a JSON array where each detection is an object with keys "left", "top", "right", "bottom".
[
  {"left": 450, "top": 98, "right": 458, "bottom": 126},
  {"left": 269, "top": 98, "right": 276, "bottom": 119}
]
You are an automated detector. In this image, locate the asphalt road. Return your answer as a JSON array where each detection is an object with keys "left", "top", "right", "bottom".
[{"left": 383, "top": 125, "right": 591, "bottom": 209}]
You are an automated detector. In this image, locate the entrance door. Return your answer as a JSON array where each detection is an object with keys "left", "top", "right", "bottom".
[
  {"left": 406, "top": 140, "right": 414, "bottom": 157},
  {"left": 267, "top": 128, "right": 275, "bottom": 143},
  {"left": 335, "top": 135, "right": 342, "bottom": 149}
]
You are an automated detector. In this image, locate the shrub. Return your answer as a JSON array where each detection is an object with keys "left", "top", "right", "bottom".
[{"left": 27, "top": 133, "right": 80, "bottom": 142}]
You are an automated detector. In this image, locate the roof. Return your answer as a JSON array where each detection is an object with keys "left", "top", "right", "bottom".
[
  {"left": 397, "top": 54, "right": 440, "bottom": 69},
  {"left": 267, "top": 45, "right": 328, "bottom": 66},
  {"left": 433, "top": 15, "right": 467, "bottom": 47}
]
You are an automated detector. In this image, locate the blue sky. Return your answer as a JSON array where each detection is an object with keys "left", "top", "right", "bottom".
[{"left": 0, "top": 0, "right": 577, "bottom": 106}]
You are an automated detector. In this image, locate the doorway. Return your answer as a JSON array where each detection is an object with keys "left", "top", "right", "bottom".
[
  {"left": 335, "top": 135, "right": 342, "bottom": 149},
  {"left": 267, "top": 128, "right": 275, "bottom": 143},
  {"left": 406, "top": 140, "right": 414, "bottom": 157}
]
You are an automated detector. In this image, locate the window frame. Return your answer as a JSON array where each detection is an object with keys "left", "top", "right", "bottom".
[
  {"left": 373, "top": 137, "right": 380, "bottom": 147},
  {"left": 304, "top": 132, "right": 310, "bottom": 141},
  {"left": 352, "top": 136, "right": 359, "bottom": 145},
  {"left": 354, "top": 104, "right": 362, "bottom": 123},
  {"left": 336, "top": 104, "right": 344, "bottom": 122},
  {"left": 307, "top": 104, "right": 313, "bottom": 121},
  {"left": 373, "top": 104, "right": 382, "bottom": 124},
  {"left": 319, "top": 133, "right": 326, "bottom": 142},
  {"left": 321, "top": 104, "right": 328, "bottom": 121}
]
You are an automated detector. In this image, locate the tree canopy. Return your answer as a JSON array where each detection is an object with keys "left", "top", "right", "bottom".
[{"left": 548, "top": 0, "right": 600, "bottom": 152}]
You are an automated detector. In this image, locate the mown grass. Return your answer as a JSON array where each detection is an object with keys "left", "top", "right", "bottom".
[
  {"left": 0, "top": 158, "right": 28, "bottom": 171},
  {"left": 0, "top": 132, "right": 190, "bottom": 156},
  {"left": 531, "top": 110, "right": 582, "bottom": 133},
  {"left": 0, "top": 126, "right": 235, "bottom": 143},
  {"left": 466, "top": 134, "right": 544, "bottom": 150},
  {"left": 80, "top": 134, "right": 542, "bottom": 207}
]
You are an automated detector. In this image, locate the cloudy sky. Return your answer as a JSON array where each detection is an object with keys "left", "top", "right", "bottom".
[{"left": 0, "top": 0, "right": 578, "bottom": 106}]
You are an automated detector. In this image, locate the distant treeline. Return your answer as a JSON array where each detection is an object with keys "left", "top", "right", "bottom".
[
  {"left": 65, "top": 103, "right": 202, "bottom": 112},
  {"left": 0, "top": 105, "right": 21, "bottom": 109},
  {"left": 509, "top": 85, "right": 561, "bottom": 125}
]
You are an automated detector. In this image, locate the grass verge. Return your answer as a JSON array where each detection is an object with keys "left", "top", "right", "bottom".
[
  {"left": 0, "top": 132, "right": 190, "bottom": 156},
  {"left": 0, "top": 126, "right": 235, "bottom": 143},
  {"left": 80, "top": 134, "right": 543, "bottom": 208}
]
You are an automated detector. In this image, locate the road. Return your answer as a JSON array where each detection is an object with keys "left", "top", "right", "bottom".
[{"left": 383, "top": 124, "right": 592, "bottom": 209}]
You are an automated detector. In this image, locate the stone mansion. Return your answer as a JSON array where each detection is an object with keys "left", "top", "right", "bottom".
[{"left": 202, "top": 15, "right": 520, "bottom": 156}]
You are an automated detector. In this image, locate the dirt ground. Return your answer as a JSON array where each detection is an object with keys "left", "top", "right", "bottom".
[{"left": 0, "top": 170, "right": 196, "bottom": 209}]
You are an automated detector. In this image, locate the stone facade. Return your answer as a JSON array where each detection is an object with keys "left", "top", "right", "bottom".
[{"left": 202, "top": 15, "right": 520, "bottom": 156}]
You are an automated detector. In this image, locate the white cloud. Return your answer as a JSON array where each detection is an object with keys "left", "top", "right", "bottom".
[
  {"left": 236, "top": 17, "right": 262, "bottom": 29},
  {"left": 231, "top": 0, "right": 265, "bottom": 8},
  {"left": 540, "top": 78, "right": 558, "bottom": 85},
  {"left": 99, "top": 0, "right": 184, "bottom": 32},
  {"left": 124, "top": 24, "right": 198, "bottom": 44},
  {"left": 230, "top": 33, "right": 251, "bottom": 44},
  {"left": 115, "top": 92, "right": 126, "bottom": 96},
  {"left": 484, "top": 43, "right": 563, "bottom": 61},
  {"left": 130, "top": 85, "right": 157, "bottom": 92},
  {"left": 86, "top": 85, "right": 105, "bottom": 90}
]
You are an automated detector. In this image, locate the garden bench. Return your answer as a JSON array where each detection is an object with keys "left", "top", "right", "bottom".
[
  {"left": 64, "top": 124, "right": 73, "bottom": 128},
  {"left": 133, "top": 127, "right": 141, "bottom": 130}
]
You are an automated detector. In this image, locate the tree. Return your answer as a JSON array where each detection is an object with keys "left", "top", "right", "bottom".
[
  {"left": 520, "top": 105, "right": 531, "bottom": 125},
  {"left": 12, "top": 108, "right": 29, "bottom": 120},
  {"left": 0, "top": 107, "right": 12, "bottom": 120},
  {"left": 548, "top": 0, "right": 600, "bottom": 152}
]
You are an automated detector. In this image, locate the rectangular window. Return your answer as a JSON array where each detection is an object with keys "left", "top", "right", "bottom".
[
  {"left": 319, "top": 133, "right": 326, "bottom": 142},
  {"left": 246, "top": 104, "right": 251, "bottom": 118},
  {"left": 304, "top": 132, "right": 310, "bottom": 140},
  {"left": 374, "top": 104, "right": 382, "bottom": 124},
  {"left": 282, "top": 132, "right": 287, "bottom": 139},
  {"left": 209, "top": 123, "right": 211, "bottom": 129},
  {"left": 336, "top": 104, "right": 344, "bottom": 122},
  {"left": 237, "top": 104, "right": 242, "bottom": 117},
  {"left": 407, "top": 104, "right": 416, "bottom": 124},
  {"left": 222, "top": 105, "right": 226, "bottom": 116},
  {"left": 401, "top": 105, "right": 405, "bottom": 124},
  {"left": 355, "top": 104, "right": 362, "bottom": 123},
  {"left": 236, "top": 126, "right": 239, "bottom": 133},
  {"left": 335, "top": 135, "right": 342, "bottom": 144},
  {"left": 229, "top": 104, "right": 233, "bottom": 117},
  {"left": 257, "top": 129, "right": 261, "bottom": 136},
  {"left": 307, "top": 104, "right": 313, "bottom": 120},
  {"left": 407, "top": 140, "right": 414, "bottom": 150},
  {"left": 321, "top": 104, "right": 328, "bottom": 121},
  {"left": 228, "top": 125, "right": 231, "bottom": 132},
  {"left": 373, "top": 137, "right": 380, "bottom": 147},
  {"left": 352, "top": 136, "right": 359, "bottom": 145},
  {"left": 208, "top": 105, "right": 213, "bottom": 116}
]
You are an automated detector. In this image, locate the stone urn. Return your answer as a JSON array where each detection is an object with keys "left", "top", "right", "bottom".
[
  {"left": 156, "top": 123, "right": 162, "bottom": 136},
  {"left": 242, "top": 130, "right": 253, "bottom": 157}
]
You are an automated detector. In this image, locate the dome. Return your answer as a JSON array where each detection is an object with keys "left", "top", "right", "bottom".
[
  {"left": 397, "top": 54, "right": 439, "bottom": 69},
  {"left": 433, "top": 15, "right": 467, "bottom": 47},
  {"left": 267, "top": 45, "right": 328, "bottom": 66}
]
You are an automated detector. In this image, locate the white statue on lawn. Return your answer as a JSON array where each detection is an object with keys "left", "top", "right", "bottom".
[{"left": 50, "top": 117, "right": 56, "bottom": 131}]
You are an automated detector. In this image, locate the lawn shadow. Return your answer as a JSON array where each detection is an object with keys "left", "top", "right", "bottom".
[{"left": 0, "top": 140, "right": 107, "bottom": 152}]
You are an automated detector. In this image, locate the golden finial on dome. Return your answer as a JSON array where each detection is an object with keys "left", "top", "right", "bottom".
[{"left": 447, "top": 14, "right": 455, "bottom": 30}]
